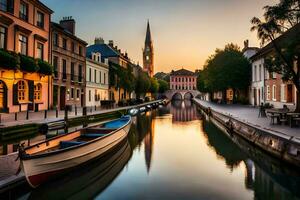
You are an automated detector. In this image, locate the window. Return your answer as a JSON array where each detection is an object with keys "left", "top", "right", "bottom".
[
  {"left": 53, "top": 33, "right": 59, "bottom": 46},
  {"left": 79, "top": 46, "right": 82, "bottom": 56},
  {"left": 104, "top": 73, "right": 106, "bottom": 84},
  {"left": 53, "top": 56, "right": 58, "bottom": 78},
  {"left": 0, "top": 0, "right": 14, "bottom": 13},
  {"left": 89, "top": 68, "right": 92, "bottom": 82},
  {"left": 89, "top": 90, "right": 91, "bottom": 102},
  {"left": 94, "top": 69, "right": 97, "bottom": 83},
  {"left": 266, "top": 86, "right": 270, "bottom": 100},
  {"left": 76, "top": 89, "right": 80, "bottom": 99},
  {"left": 71, "top": 62, "right": 75, "bottom": 81},
  {"left": 78, "top": 65, "right": 82, "bottom": 82},
  {"left": 281, "top": 84, "right": 286, "bottom": 102},
  {"left": 99, "top": 71, "right": 101, "bottom": 83},
  {"left": 62, "top": 59, "right": 67, "bottom": 80},
  {"left": 36, "top": 11, "right": 44, "bottom": 28},
  {"left": 63, "top": 38, "right": 67, "bottom": 50},
  {"left": 272, "top": 85, "right": 276, "bottom": 101},
  {"left": 259, "top": 64, "right": 261, "bottom": 81},
  {"left": 0, "top": 26, "right": 6, "bottom": 49},
  {"left": 17, "top": 81, "right": 26, "bottom": 101},
  {"left": 37, "top": 43, "right": 43, "bottom": 60},
  {"left": 18, "top": 34, "right": 27, "bottom": 55},
  {"left": 71, "top": 42, "right": 75, "bottom": 53},
  {"left": 272, "top": 72, "right": 276, "bottom": 79},
  {"left": 19, "top": 1, "right": 28, "bottom": 21},
  {"left": 34, "top": 84, "right": 42, "bottom": 101},
  {"left": 254, "top": 65, "right": 257, "bottom": 81},
  {"left": 71, "top": 88, "right": 74, "bottom": 99}
]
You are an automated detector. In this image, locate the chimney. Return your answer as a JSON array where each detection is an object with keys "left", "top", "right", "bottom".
[
  {"left": 60, "top": 16, "right": 75, "bottom": 35},
  {"left": 95, "top": 37, "right": 104, "bottom": 44},
  {"left": 108, "top": 40, "right": 114, "bottom": 47}
]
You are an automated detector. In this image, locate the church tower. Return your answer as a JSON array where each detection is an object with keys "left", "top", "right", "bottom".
[{"left": 143, "top": 20, "right": 154, "bottom": 77}]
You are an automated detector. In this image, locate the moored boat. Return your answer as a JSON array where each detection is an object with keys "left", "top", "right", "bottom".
[{"left": 19, "top": 115, "right": 132, "bottom": 188}]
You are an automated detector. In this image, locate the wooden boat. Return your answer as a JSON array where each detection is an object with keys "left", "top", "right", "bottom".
[
  {"left": 19, "top": 115, "right": 132, "bottom": 188},
  {"left": 28, "top": 139, "right": 132, "bottom": 200}
]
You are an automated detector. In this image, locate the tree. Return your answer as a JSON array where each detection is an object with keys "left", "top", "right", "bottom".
[
  {"left": 135, "top": 72, "right": 151, "bottom": 98},
  {"left": 202, "top": 44, "right": 251, "bottom": 102},
  {"left": 158, "top": 79, "right": 169, "bottom": 93},
  {"left": 149, "top": 77, "right": 159, "bottom": 94},
  {"left": 197, "top": 70, "right": 209, "bottom": 93},
  {"left": 251, "top": 0, "right": 300, "bottom": 111}
]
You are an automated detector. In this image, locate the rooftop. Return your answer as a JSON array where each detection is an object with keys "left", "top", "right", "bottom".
[{"left": 170, "top": 68, "right": 196, "bottom": 76}]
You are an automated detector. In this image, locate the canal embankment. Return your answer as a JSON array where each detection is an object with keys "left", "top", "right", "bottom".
[
  {"left": 193, "top": 98, "right": 300, "bottom": 168},
  {"left": 0, "top": 99, "right": 166, "bottom": 141}
]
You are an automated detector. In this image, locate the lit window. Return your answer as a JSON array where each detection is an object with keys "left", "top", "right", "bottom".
[
  {"left": 272, "top": 85, "right": 276, "bottom": 101},
  {"left": 37, "top": 43, "right": 43, "bottom": 60},
  {"left": 18, "top": 80, "right": 26, "bottom": 101},
  {"left": 19, "top": 34, "right": 27, "bottom": 55},
  {"left": 34, "top": 83, "right": 42, "bottom": 101}
]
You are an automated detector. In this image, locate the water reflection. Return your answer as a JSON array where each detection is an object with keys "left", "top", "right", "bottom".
[
  {"left": 170, "top": 100, "right": 199, "bottom": 122},
  {"left": 1, "top": 101, "right": 300, "bottom": 200}
]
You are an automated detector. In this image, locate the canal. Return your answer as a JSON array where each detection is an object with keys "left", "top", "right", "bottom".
[{"left": 2, "top": 100, "right": 300, "bottom": 199}]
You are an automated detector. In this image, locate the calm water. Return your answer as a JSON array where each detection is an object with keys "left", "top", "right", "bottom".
[{"left": 4, "top": 100, "right": 300, "bottom": 199}]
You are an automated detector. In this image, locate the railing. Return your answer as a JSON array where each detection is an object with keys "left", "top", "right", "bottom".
[{"left": 54, "top": 72, "right": 83, "bottom": 83}]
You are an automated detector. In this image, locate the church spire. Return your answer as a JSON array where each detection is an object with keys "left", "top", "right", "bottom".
[{"left": 145, "top": 20, "right": 152, "bottom": 45}]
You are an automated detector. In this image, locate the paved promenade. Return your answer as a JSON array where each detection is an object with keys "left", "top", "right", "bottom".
[
  {"left": 0, "top": 100, "right": 163, "bottom": 128},
  {"left": 194, "top": 98, "right": 300, "bottom": 138}
]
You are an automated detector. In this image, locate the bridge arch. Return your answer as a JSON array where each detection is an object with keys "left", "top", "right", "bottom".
[
  {"left": 172, "top": 92, "right": 183, "bottom": 100},
  {"left": 183, "top": 92, "right": 193, "bottom": 100}
]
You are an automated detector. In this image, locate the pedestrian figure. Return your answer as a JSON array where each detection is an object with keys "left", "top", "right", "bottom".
[{"left": 258, "top": 103, "right": 265, "bottom": 118}]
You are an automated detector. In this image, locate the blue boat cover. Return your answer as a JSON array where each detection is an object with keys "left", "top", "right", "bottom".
[
  {"left": 103, "top": 115, "right": 130, "bottom": 129},
  {"left": 60, "top": 141, "right": 85, "bottom": 149},
  {"left": 82, "top": 133, "right": 107, "bottom": 138}
]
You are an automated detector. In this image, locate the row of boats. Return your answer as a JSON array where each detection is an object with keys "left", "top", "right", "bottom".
[{"left": 18, "top": 100, "right": 166, "bottom": 188}]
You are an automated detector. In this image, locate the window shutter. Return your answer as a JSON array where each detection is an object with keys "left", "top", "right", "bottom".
[
  {"left": 13, "top": 84, "right": 19, "bottom": 105},
  {"left": 28, "top": 80, "right": 34, "bottom": 102}
]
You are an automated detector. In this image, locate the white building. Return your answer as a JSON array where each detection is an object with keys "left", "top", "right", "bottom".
[
  {"left": 242, "top": 40, "right": 261, "bottom": 106},
  {"left": 85, "top": 52, "right": 109, "bottom": 107}
]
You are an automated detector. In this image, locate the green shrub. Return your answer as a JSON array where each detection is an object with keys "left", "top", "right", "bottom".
[
  {"left": 20, "top": 54, "right": 39, "bottom": 73},
  {"left": 37, "top": 59, "right": 53, "bottom": 75},
  {"left": 0, "top": 49, "right": 20, "bottom": 70}
]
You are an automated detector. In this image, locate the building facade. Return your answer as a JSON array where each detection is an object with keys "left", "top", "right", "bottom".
[
  {"left": 0, "top": 0, "right": 53, "bottom": 113},
  {"left": 51, "top": 17, "right": 87, "bottom": 110},
  {"left": 170, "top": 69, "right": 197, "bottom": 90},
  {"left": 249, "top": 23, "right": 300, "bottom": 109},
  {"left": 143, "top": 21, "right": 154, "bottom": 77},
  {"left": 85, "top": 52, "right": 109, "bottom": 107},
  {"left": 87, "top": 39, "right": 132, "bottom": 103}
]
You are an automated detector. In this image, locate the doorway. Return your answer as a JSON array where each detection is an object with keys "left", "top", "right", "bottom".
[{"left": 60, "top": 86, "right": 66, "bottom": 110}]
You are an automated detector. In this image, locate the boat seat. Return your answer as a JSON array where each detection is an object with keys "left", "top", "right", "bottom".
[
  {"left": 82, "top": 133, "right": 107, "bottom": 138},
  {"left": 60, "top": 141, "right": 85, "bottom": 149}
]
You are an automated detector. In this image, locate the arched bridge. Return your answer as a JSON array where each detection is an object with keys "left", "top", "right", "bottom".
[{"left": 164, "top": 90, "right": 201, "bottom": 100}]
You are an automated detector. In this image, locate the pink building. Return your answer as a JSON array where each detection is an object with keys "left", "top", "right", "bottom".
[{"left": 170, "top": 69, "right": 197, "bottom": 90}]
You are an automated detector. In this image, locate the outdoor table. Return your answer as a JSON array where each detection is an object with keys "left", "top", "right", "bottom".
[
  {"left": 287, "top": 113, "right": 300, "bottom": 127},
  {"left": 266, "top": 109, "right": 289, "bottom": 125}
]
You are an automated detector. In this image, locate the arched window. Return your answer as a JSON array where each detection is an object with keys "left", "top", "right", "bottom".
[
  {"left": 18, "top": 80, "right": 27, "bottom": 101},
  {"left": 34, "top": 83, "right": 42, "bottom": 101}
]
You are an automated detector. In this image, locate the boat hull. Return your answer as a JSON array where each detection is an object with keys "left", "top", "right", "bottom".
[{"left": 22, "top": 120, "right": 131, "bottom": 188}]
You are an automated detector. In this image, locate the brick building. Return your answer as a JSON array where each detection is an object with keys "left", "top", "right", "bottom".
[
  {"left": 170, "top": 69, "right": 197, "bottom": 91},
  {"left": 51, "top": 17, "right": 87, "bottom": 110},
  {"left": 0, "top": 0, "right": 53, "bottom": 113}
]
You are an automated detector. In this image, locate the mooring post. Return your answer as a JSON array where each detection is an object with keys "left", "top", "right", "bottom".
[
  {"left": 26, "top": 109, "right": 29, "bottom": 120},
  {"left": 75, "top": 105, "right": 77, "bottom": 116},
  {"left": 56, "top": 107, "right": 58, "bottom": 118},
  {"left": 83, "top": 106, "right": 87, "bottom": 116},
  {"left": 64, "top": 108, "right": 68, "bottom": 121},
  {"left": 15, "top": 112, "right": 17, "bottom": 121},
  {"left": 44, "top": 110, "right": 47, "bottom": 119},
  {"left": 95, "top": 105, "right": 96, "bottom": 111}
]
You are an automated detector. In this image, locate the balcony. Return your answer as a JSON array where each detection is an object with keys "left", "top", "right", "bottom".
[{"left": 54, "top": 72, "right": 84, "bottom": 84}]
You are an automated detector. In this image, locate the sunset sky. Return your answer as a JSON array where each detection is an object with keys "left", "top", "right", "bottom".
[{"left": 42, "top": 0, "right": 276, "bottom": 73}]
